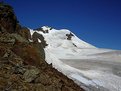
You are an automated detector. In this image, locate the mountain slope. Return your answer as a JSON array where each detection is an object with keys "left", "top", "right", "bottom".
[
  {"left": 0, "top": 3, "right": 84, "bottom": 91},
  {"left": 30, "top": 26, "right": 121, "bottom": 91},
  {"left": 30, "top": 26, "right": 114, "bottom": 59},
  {"left": 30, "top": 26, "right": 97, "bottom": 59}
]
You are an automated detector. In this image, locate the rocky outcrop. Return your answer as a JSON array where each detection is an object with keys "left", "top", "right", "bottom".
[
  {"left": 12, "top": 42, "right": 46, "bottom": 67},
  {"left": 35, "top": 26, "right": 53, "bottom": 33},
  {"left": 0, "top": 33, "right": 84, "bottom": 91},
  {"left": 18, "top": 27, "right": 31, "bottom": 40},
  {"left": 0, "top": 2, "right": 84, "bottom": 91},
  {"left": 66, "top": 32, "right": 74, "bottom": 40},
  {"left": 32, "top": 32, "right": 48, "bottom": 48},
  {"left": 36, "top": 27, "right": 49, "bottom": 33},
  {"left": 0, "top": 2, "right": 20, "bottom": 33}
]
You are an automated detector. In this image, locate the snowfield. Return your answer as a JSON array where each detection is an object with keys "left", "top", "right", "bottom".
[{"left": 30, "top": 26, "right": 121, "bottom": 91}]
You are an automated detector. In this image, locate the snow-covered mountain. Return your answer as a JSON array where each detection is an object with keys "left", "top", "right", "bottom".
[
  {"left": 30, "top": 26, "right": 121, "bottom": 91},
  {"left": 30, "top": 26, "right": 112, "bottom": 59}
]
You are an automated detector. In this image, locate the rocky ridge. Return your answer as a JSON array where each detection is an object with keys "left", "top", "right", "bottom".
[{"left": 0, "top": 2, "right": 84, "bottom": 91}]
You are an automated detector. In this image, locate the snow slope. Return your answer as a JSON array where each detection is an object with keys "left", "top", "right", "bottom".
[
  {"left": 30, "top": 26, "right": 121, "bottom": 91},
  {"left": 30, "top": 26, "right": 113, "bottom": 59}
]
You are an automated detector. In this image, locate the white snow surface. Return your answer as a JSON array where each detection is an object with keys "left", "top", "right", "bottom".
[{"left": 29, "top": 27, "right": 121, "bottom": 91}]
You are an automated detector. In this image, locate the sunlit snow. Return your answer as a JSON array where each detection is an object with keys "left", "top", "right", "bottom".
[{"left": 30, "top": 26, "right": 121, "bottom": 91}]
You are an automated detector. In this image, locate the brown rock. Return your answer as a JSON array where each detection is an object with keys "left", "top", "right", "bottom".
[
  {"left": 10, "top": 33, "right": 29, "bottom": 45},
  {"left": 46, "top": 85, "right": 61, "bottom": 91},
  {"left": 0, "top": 77, "right": 7, "bottom": 90},
  {"left": 0, "top": 33, "right": 15, "bottom": 45},
  {"left": 35, "top": 73, "right": 52, "bottom": 85},
  {"left": 0, "top": 3, "right": 84, "bottom": 91},
  {"left": 12, "top": 42, "right": 46, "bottom": 66},
  {"left": 18, "top": 27, "right": 31, "bottom": 40},
  {"left": 0, "top": 3, "right": 19, "bottom": 33},
  {"left": 0, "top": 46, "right": 6, "bottom": 57},
  {"left": 32, "top": 32, "right": 48, "bottom": 48},
  {"left": 23, "top": 68, "right": 40, "bottom": 82}
]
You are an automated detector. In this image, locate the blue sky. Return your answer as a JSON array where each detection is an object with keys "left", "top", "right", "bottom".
[{"left": 4, "top": 0, "right": 121, "bottom": 50}]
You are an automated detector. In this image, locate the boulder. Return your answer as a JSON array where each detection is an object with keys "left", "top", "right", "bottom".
[{"left": 23, "top": 67, "right": 40, "bottom": 82}]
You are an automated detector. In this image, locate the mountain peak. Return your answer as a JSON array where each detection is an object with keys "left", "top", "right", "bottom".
[
  {"left": 31, "top": 27, "right": 95, "bottom": 48},
  {"left": 29, "top": 27, "right": 96, "bottom": 59},
  {"left": 34, "top": 26, "right": 53, "bottom": 33}
]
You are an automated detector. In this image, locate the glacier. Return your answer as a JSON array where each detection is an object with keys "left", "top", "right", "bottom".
[{"left": 30, "top": 26, "right": 121, "bottom": 91}]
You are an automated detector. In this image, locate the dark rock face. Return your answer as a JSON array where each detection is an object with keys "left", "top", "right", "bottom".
[
  {"left": 66, "top": 32, "right": 74, "bottom": 40},
  {"left": 0, "top": 2, "right": 20, "bottom": 33},
  {"left": 18, "top": 27, "right": 31, "bottom": 40},
  {"left": 35, "top": 27, "right": 48, "bottom": 33},
  {"left": 32, "top": 32, "right": 48, "bottom": 48},
  {"left": 0, "top": 3, "right": 84, "bottom": 91}
]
